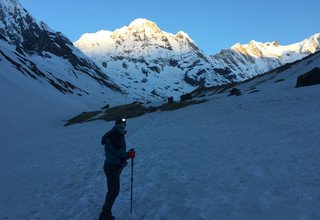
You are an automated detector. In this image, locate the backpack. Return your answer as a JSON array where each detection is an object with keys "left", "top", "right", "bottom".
[{"left": 101, "top": 129, "right": 124, "bottom": 150}]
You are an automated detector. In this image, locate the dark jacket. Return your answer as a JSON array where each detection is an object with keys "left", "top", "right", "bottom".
[{"left": 101, "top": 126, "right": 128, "bottom": 168}]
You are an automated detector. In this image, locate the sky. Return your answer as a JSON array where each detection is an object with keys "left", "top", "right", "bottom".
[{"left": 19, "top": 0, "right": 320, "bottom": 54}]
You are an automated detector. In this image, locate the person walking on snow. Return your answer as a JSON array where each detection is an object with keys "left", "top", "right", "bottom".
[{"left": 99, "top": 116, "right": 135, "bottom": 220}]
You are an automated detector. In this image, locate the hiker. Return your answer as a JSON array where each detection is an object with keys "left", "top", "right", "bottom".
[{"left": 99, "top": 116, "right": 135, "bottom": 220}]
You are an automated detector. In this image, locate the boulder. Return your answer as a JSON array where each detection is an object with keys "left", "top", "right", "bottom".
[
  {"left": 296, "top": 67, "right": 320, "bottom": 88},
  {"left": 228, "top": 87, "right": 241, "bottom": 96},
  {"left": 180, "top": 93, "right": 192, "bottom": 101},
  {"left": 102, "top": 104, "right": 110, "bottom": 109}
]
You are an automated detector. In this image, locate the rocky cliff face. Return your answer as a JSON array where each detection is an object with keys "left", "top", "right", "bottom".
[{"left": 0, "top": 0, "right": 127, "bottom": 107}]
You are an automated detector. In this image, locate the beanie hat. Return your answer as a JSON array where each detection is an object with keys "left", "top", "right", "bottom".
[{"left": 115, "top": 116, "right": 126, "bottom": 126}]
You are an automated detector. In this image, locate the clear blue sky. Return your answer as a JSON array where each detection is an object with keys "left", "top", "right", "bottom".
[{"left": 19, "top": 0, "right": 319, "bottom": 54}]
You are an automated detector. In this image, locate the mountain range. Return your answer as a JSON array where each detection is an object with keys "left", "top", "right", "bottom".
[
  {"left": 1, "top": 0, "right": 319, "bottom": 104},
  {"left": 74, "top": 18, "right": 320, "bottom": 101}
]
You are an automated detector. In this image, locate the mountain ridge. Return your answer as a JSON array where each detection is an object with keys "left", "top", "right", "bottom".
[
  {"left": 211, "top": 33, "right": 320, "bottom": 80},
  {"left": 74, "top": 18, "right": 320, "bottom": 101},
  {"left": 0, "top": 0, "right": 130, "bottom": 108}
]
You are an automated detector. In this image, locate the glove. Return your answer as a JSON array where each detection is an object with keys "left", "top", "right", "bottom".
[{"left": 128, "top": 148, "right": 135, "bottom": 158}]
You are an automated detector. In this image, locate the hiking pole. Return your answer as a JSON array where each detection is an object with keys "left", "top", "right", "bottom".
[{"left": 130, "top": 156, "right": 134, "bottom": 214}]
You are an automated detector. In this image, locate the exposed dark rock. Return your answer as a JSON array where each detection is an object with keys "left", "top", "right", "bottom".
[
  {"left": 64, "top": 111, "right": 101, "bottom": 126},
  {"left": 276, "top": 63, "right": 292, "bottom": 73},
  {"left": 247, "top": 86, "right": 257, "bottom": 91},
  {"left": 141, "top": 78, "right": 147, "bottom": 83},
  {"left": 187, "top": 60, "right": 201, "bottom": 69},
  {"left": 249, "top": 90, "right": 260, "bottom": 94},
  {"left": 102, "top": 61, "right": 107, "bottom": 68},
  {"left": 148, "top": 66, "right": 161, "bottom": 73},
  {"left": 212, "top": 67, "right": 236, "bottom": 81},
  {"left": 228, "top": 87, "right": 241, "bottom": 96},
  {"left": 196, "top": 69, "right": 206, "bottom": 76},
  {"left": 48, "top": 79, "right": 69, "bottom": 94},
  {"left": 213, "top": 68, "right": 232, "bottom": 76},
  {"left": 184, "top": 73, "right": 205, "bottom": 87},
  {"left": 111, "top": 56, "right": 125, "bottom": 61},
  {"left": 0, "top": 32, "right": 6, "bottom": 41},
  {"left": 132, "top": 101, "right": 143, "bottom": 105},
  {"left": 296, "top": 67, "right": 320, "bottom": 88},
  {"left": 167, "top": 96, "right": 174, "bottom": 103},
  {"left": 151, "top": 89, "right": 160, "bottom": 96},
  {"left": 186, "top": 39, "right": 208, "bottom": 61},
  {"left": 274, "top": 79, "right": 285, "bottom": 83},
  {"left": 169, "top": 59, "right": 178, "bottom": 67},
  {"left": 180, "top": 93, "right": 192, "bottom": 101},
  {"left": 0, "top": 49, "right": 38, "bottom": 79},
  {"left": 102, "top": 104, "right": 110, "bottom": 109},
  {"left": 141, "top": 68, "right": 148, "bottom": 75},
  {"left": 122, "top": 62, "right": 128, "bottom": 69},
  {"left": 66, "top": 100, "right": 207, "bottom": 126}
]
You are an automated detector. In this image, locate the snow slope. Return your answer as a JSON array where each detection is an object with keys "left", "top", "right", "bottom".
[
  {"left": 1, "top": 51, "right": 319, "bottom": 219},
  {"left": 0, "top": 0, "right": 129, "bottom": 108}
]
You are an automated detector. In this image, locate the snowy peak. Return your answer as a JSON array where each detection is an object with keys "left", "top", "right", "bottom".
[
  {"left": 119, "top": 18, "right": 163, "bottom": 42},
  {"left": 117, "top": 18, "right": 163, "bottom": 38},
  {"left": 74, "top": 18, "right": 207, "bottom": 60},
  {"left": 74, "top": 19, "right": 228, "bottom": 100},
  {"left": 74, "top": 18, "right": 198, "bottom": 57},
  {"left": 129, "top": 18, "right": 151, "bottom": 26},
  {"left": 211, "top": 33, "right": 320, "bottom": 81},
  {"left": 127, "top": 18, "right": 161, "bottom": 32},
  {"left": 76, "top": 30, "right": 113, "bottom": 48},
  {"left": 299, "top": 33, "right": 320, "bottom": 53},
  {"left": 231, "top": 33, "right": 320, "bottom": 58},
  {"left": 175, "top": 31, "right": 191, "bottom": 40}
]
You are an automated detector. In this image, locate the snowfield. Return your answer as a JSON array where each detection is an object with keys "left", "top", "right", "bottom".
[{"left": 1, "top": 56, "right": 320, "bottom": 219}]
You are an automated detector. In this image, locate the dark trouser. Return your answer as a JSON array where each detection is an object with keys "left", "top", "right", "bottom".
[{"left": 100, "top": 164, "right": 121, "bottom": 220}]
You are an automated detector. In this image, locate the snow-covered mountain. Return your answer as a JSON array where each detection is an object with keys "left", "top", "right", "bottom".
[
  {"left": 1, "top": 0, "right": 319, "bottom": 105},
  {"left": 74, "top": 18, "right": 319, "bottom": 100},
  {"left": 0, "top": 0, "right": 129, "bottom": 108},
  {"left": 74, "top": 18, "right": 230, "bottom": 101},
  {"left": 212, "top": 33, "right": 320, "bottom": 81}
]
